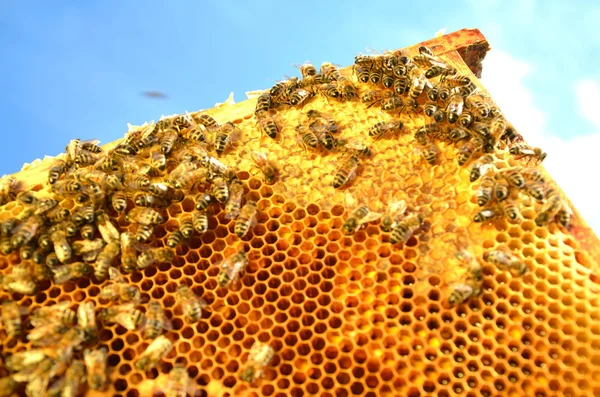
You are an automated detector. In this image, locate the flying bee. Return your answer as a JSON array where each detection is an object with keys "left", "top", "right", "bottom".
[
  {"left": 240, "top": 341, "right": 275, "bottom": 383},
  {"left": 251, "top": 151, "right": 276, "bottom": 184},
  {"left": 176, "top": 285, "right": 207, "bottom": 322},
  {"left": 84, "top": 348, "right": 108, "bottom": 391},
  {"left": 136, "top": 224, "right": 154, "bottom": 243},
  {"left": 499, "top": 168, "right": 526, "bottom": 189},
  {"left": 126, "top": 207, "right": 164, "bottom": 226},
  {"left": 457, "top": 137, "right": 484, "bottom": 166},
  {"left": 500, "top": 200, "right": 521, "bottom": 222},
  {"left": 101, "top": 302, "right": 144, "bottom": 330},
  {"left": 390, "top": 213, "right": 423, "bottom": 245},
  {"left": 215, "top": 122, "right": 239, "bottom": 155},
  {"left": 53, "top": 262, "right": 91, "bottom": 284},
  {"left": 217, "top": 250, "right": 249, "bottom": 288},
  {"left": 368, "top": 120, "right": 403, "bottom": 140},
  {"left": 477, "top": 175, "right": 495, "bottom": 206},
  {"left": 235, "top": 201, "right": 259, "bottom": 238},
  {"left": 1, "top": 301, "right": 25, "bottom": 338},
  {"left": 336, "top": 138, "right": 372, "bottom": 158},
  {"left": 509, "top": 143, "right": 547, "bottom": 164},
  {"left": 30, "top": 301, "right": 76, "bottom": 328},
  {"left": 380, "top": 199, "right": 407, "bottom": 232},
  {"left": 446, "top": 93, "right": 464, "bottom": 123},
  {"left": 63, "top": 360, "right": 86, "bottom": 397},
  {"left": 136, "top": 335, "right": 173, "bottom": 371},
  {"left": 137, "top": 247, "right": 174, "bottom": 269},
  {"left": 457, "top": 110, "right": 474, "bottom": 128},
  {"left": 469, "top": 154, "right": 494, "bottom": 182},
  {"left": 535, "top": 188, "right": 562, "bottom": 226},
  {"left": 381, "top": 96, "right": 404, "bottom": 112},
  {"left": 101, "top": 267, "right": 141, "bottom": 303},
  {"left": 49, "top": 229, "right": 71, "bottom": 263},
  {"left": 96, "top": 211, "right": 120, "bottom": 243},
  {"left": 333, "top": 154, "right": 360, "bottom": 189},
  {"left": 211, "top": 177, "right": 229, "bottom": 203},
  {"left": 494, "top": 178, "right": 510, "bottom": 201},
  {"left": 473, "top": 207, "right": 500, "bottom": 223},
  {"left": 11, "top": 214, "right": 44, "bottom": 248},
  {"left": 483, "top": 250, "right": 528, "bottom": 276},
  {"left": 94, "top": 240, "right": 120, "bottom": 280},
  {"left": 111, "top": 191, "right": 128, "bottom": 213},
  {"left": 143, "top": 301, "right": 172, "bottom": 339}
]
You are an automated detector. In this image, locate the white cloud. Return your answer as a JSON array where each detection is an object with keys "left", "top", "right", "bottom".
[{"left": 480, "top": 50, "right": 600, "bottom": 236}]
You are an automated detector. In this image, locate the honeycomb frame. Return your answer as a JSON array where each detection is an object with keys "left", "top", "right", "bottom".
[{"left": 1, "top": 28, "right": 600, "bottom": 397}]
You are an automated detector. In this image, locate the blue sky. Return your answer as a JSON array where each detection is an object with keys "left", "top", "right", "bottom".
[{"left": 1, "top": 0, "right": 599, "bottom": 233}]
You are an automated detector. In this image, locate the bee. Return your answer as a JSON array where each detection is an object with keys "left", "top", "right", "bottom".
[
  {"left": 101, "top": 267, "right": 141, "bottom": 302},
  {"left": 381, "top": 73, "right": 394, "bottom": 88},
  {"left": 94, "top": 240, "right": 120, "bottom": 280},
  {"left": 390, "top": 213, "right": 423, "bottom": 245},
  {"left": 336, "top": 138, "right": 372, "bottom": 158},
  {"left": 494, "top": 178, "right": 510, "bottom": 201},
  {"left": 74, "top": 150, "right": 101, "bottom": 167},
  {"left": 522, "top": 168, "right": 545, "bottom": 183},
  {"left": 178, "top": 216, "right": 194, "bottom": 239},
  {"left": 235, "top": 201, "right": 259, "bottom": 238},
  {"left": 556, "top": 203, "right": 573, "bottom": 228},
  {"left": 107, "top": 191, "right": 127, "bottom": 213},
  {"left": 51, "top": 179, "right": 82, "bottom": 195},
  {"left": 11, "top": 214, "right": 44, "bottom": 248},
  {"left": 473, "top": 207, "right": 500, "bottom": 223},
  {"left": 72, "top": 205, "right": 95, "bottom": 224},
  {"left": 134, "top": 193, "right": 170, "bottom": 209},
  {"left": 77, "top": 301, "right": 98, "bottom": 342},
  {"left": 369, "top": 68, "right": 382, "bottom": 84},
  {"left": 296, "top": 125, "right": 319, "bottom": 150},
  {"left": 483, "top": 250, "right": 528, "bottom": 276},
  {"left": 172, "top": 168, "right": 208, "bottom": 191},
  {"left": 458, "top": 80, "right": 478, "bottom": 97},
  {"left": 194, "top": 114, "right": 219, "bottom": 130},
  {"left": 49, "top": 229, "right": 71, "bottom": 263},
  {"left": 476, "top": 175, "right": 495, "bottom": 206},
  {"left": 0, "top": 377, "right": 17, "bottom": 396},
  {"left": 126, "top": 207, "right": 164, "bottom": 226},
  {"left": 361, "top": 89, "right": 391, "bottom": 106},
  {"left": 457, "top": 110, "right": 474, "bottom": 128},
  {"left": 469, "top": 154, "right": 494, "bottom": 182},
  {"left": 535, "top": 188, "right": 562, "bottom": 226},
  {"left": 368, "top": 120, "right": 403, "bottom": 140},
  {"left": 136, "top": 224, "right": 154, "bottom": 243},
  {"left": 84, "top": 348, "right": 108, "bottom": 390},
  {"left": 96, "top": 211, "right": 121, "bottom": 243},
  {"left": 222, "top": 183, "right": 243, "bottom": 222},
  {"left": 256, "top": 115, "right": 279, "bottom": 140},
  {"left": 240, "top": 341, "right": 275, "bottom": 383},
  {"left": 426, "top": 85, "right": 439, "bottom": 101},
  {"left": 425, "top": 64, "right": 456, "bottom": 79},
  {"left": 0, "top": 238, "right": 13, "bottom": 255},
  {"left": 380, "top": 200, "right": 407, "bottom": 232},
  {"left": 318, "top": 83, "right": 341, "bottom": 101},
  {"left": 45, "top": 206, "right": 71, "bottom": 224},
  {"left": 148, "top": 183, "right": 185, "bottom": 203},
  {"left": 251, "top": 151, "right": 276, "bottom": 184},
  {"left": 217, "top": 250, "right": 249, "bottom": 288},
  {"left": 424, "top": 102, "right": 444, "bottom": 122},
  {"left": 19, "top": 244, "right": 34, "bottom": 260},
  {"left": 159, "top": 127, "right": 179, "bottom": 155},
  {"left": 466, "top": 96, "right": 491, "bottom": 118},
  {"left": 457, "top": 137, "right": 483, "bottom": 166},
  {"left": 63, "top": 360, "right": 86, "bottom": 397},
  {"left": 333, "top": 154, "right": 360, "bottom": 189},
  {"left": 446, "top": 93, "right": 464, "bottom": 123},
  {"left": 81, "top": 139, "right": 102, "bottom": 153},
  {"left": 509, "top": 143, "right": 547, "bottom": 164},
  {"left": 342, "top": 204, "right": 382, "bottom": 235},
  {"left": 321, "top": 62, "right": 343, "bottom": 81},
  {"left": 166, "top": 362, "right": 191, "bottom": 397},
  {"left": 270, "top": 77, "right": 298, "bottom": 101},
  {"left": 137, "top": 247, "right": 174, "bottom": 269},
  {"left": 176, "top": 285, "right": 207, "bottom": 322},
  {"left": 48, "top": 159, "right": 68, "bottom": 184},
  {"left": 167, "top": 229, "right": 184, "bottom": 248},
  {"left": 381, "top": 96, "right": 404, "bottom": 112},
  {"left": 407, "top": 71, "right": 426, "bottom": 101},
  {"left": 211, "top": 177, "right": 229, "bottom": 203},
  {"left": 46, "top": 252, "right": 60, "bottom": 267},
  {"left": 122, "top": 174, "right": 151, "bottom": 192},
  {"left": 296, "top": 62, "right": 317, "bottom": 78},
  {"left": 1, "top": 268, "right": 37, "bottom": 294},
  {"left": 215, "top": 122, "right": 238, "bottom": 155},
  {"left": 354, "top": 65, "right": 371, "bottom": 83},
  {"left": 288, "top": 88, "right": 313, "bottom": 106},
  {"left": 30, "top": 301, "right": 75, "bottom": 328},
  {"left": 391, "top": 75, "right": 411, "bottom": 97},
  {"left": 448, "top": 283, "right": 477, "bottom": 306},
  {"left": 116, "top": 232, "right": 137, "bottom": 273},
  {"left": 193, "top": 210, "right": 209, "bottom": 234},
  {"left": 1, "top": 301, "right": 25, "bottom": 338},
  {"left": 101, "top": 302, "right": 144, "bottom": 330},
  {"left": 447, "top": 127, "right": 470, "bottom": 145},
  {"left": 500, "top": 200, "right": 521, "bottom": 222},
  {"left": 195, "top": 193, "right": 214, "bottom": 212},
  {"left": 169, "top": 159, "right": 198, "bottom": 183},
  {"left": 135, "top": 335, "right": 173, "bottom": 371},
  {"left": 143, "top": 301, "right": 172, "bottom": 339}
]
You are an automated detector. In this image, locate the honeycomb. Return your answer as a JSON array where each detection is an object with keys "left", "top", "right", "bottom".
[{"left": 1, "top": 28, "right": 600, "bottom": 397}]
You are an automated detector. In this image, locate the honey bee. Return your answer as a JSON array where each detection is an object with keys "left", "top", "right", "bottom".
[
  {"left": 336, "top": 138, "right": 372, "bottom": 158},
  {"left": 134, "top": 193, "right": 170, "bottom": 209},
  {"left": 417, "top": 140, "right": 439, "bottom": 165},
  {"left": 500, "top": 200, "right": 521, "bottom": 222},
  {"left": 556, "top": 203, "right": 573, "bottom": 228},
  {"left": 0, "top": 377, "right": 17, "bottom": 396},
  {"left": 217, "top": 250, "right": 249, "bottom": 288},
  {"left": 45, "top": 206, "right": 71, "bottom": 224},
  {"left": 424, "top": 102, "right": 445, "bottom": 122},
  {"left": 257, "top": 115, "right": 279, "bottom": 140},
  {"left": 166, "top": 362, "right": 191, "bottom": 397},
  {"left": 211, "top": 177, "right": 229, "bottom": 203},
  {"left": 84, "top": 348, "right": 108, "bottom": 390},
  {"left": 1, "top": 267, "right": 37, "bottom": 294},
  {"left": 19, "top": 244, "right": 34, "bottom": 260},
  {"left": 143, "top": 301, "right": 172, "bottom": 339},
  {"left": 235, "top": 201, "right": 259, "bottom": 238},
  {"left": 101, "top": 267, "right": 141, "bottom": 303},
  {"left": 169, "top": 159, "right": 198, "bottom": 183},
  {"left": 74, "top": 150, "right": 101, "bottom": 167},
  {"left": 1, "top": 301, "right": 25, "bottom": 338},
  {"left": 509, "top": 143, "right": 547, "bottom": 164},
  {"left": 224, "top": 182, "right": 243, "bottom": 221},
  {"left": 483, "top": 250, "right": 528, "bottom": 276},
  {"left": 498, "top": 168, "right": 525, "bottom": 189},
  {"left": 50, "top": 229, "right": 72, "bottom": 263},
  {"left": 159, "top": 127, "right": 179, "bottom": 155},
  {"left": 122, "top": 174, "right": 151, "bottom": 191},
  {"left": 215, "top": 122, "right": 239, "bottom": 155},
  {"left": 78, "top": 301, "right": 98, "bottom": 342},
  {"left": 194, "top": 114, "right": 219, "bottom": 130},
  {"left": 457, "top": 137, "right": 483, "bottom": 166},
  {"left": 535, "top": 188, "right": 562, "bottom": 226},
  {"left": 381, "top": 73, "right": 394, "bottom": 88},
  {"left": 108, "top": 191, "right": 126, "bottom": 213},
  {"left": 172, "top": 168, "right": 208, "bottom": 190},
  {"left": 126, "top": 207, "right": 164, "bottom": 226},
  {"left": 251, "top": 151, "right": 276, "bottom": 184},
  {"left": 333, "top": 154, "right": 360, "bottom": 189},
  {"left": 135, "top": 335, "right": 173, "bottom": 371},
  {"left": 458, "top": 80, "right": 478, "bottom": 97},
  {"left": 148, "top": 183, "right": 185, "bottom": 203},
  {"left": 16, "top": 190, "right": 36, "bottom": 206},
  {"left": 27, "top": 320, "right": 67, "bottom": 347},
  {"left": 446, "top": 93, "right": 464, "bottom": 123},
  {"left": 407, "top": 71, "right": 426, "bottom": 101},
  {"left": 48, "top": 159, "right": 68, "bottom": 184},
  {"left": 469, "top": 154, "right": 494, "bottom": 182},
  {"left": 176, "top": 285, "right": 207, "bottom": 322},
  {"left": 94, "top": 240, "right": 120, "bottom": 280},
  {"left": 96, "top": 211, "right": 121, "bottom": 243},
  {"left": 390, "top": 213, "right": 423, "bottom": 245},
  {"left": 466, "top": 96, "right": 492, "bottom": 118},
  {"left": 167, "top": 229, "right": 184, "bottom": 248},
  {"left": 443, "top": 74, "right": 471, "bottom": 87},
  {"left": 288, "top": 88, "right": 313, "bottom": 106},
  {"left": 254, "top": 93, "right": 272, "bottom": 116},
  {"left": 136, "top": 224, "right": 154, "bottom": 243},
  {"left": 51, "top": 179, "right": 82, "bottom": 195},
  {"left": 448, "top": 283, "right": 477, "bottom": 306},
  {"left": 137, "top": 247, "right": 174, "bottom": 269},
  {"left": 63, "top": 360, "right": 86, "bottom": 397},
  {"left": 296, "top": 125, "right": 319, "bottom": 150},
  {"left": 477, "top": 175, "right": 495, "bottom": 206},
  {"left": 318, "top": 83, "right": 341, "bottom": 101},
  {"left": 101, "top": 302, "right": 144, "bottom": 330},
  {"left": 11, "top": 214, "right": 44, "bottom": 248},
  {"left": 354, "top": 65, "right": 371, "bottom": 83},
  {"left": 31, "top": 301, "right": 75, "bottom": 328},
  {"left": 425, "top": 64, "right": 456, "bottom": 79},
  {"left": 494, "top": 178, "right": 510, "bottom": 201},
  {"left": 361, "top": 89, "right": 391, "bottom": 106},
  {"left": 369, "top": 69, "right": 382, "bottom": 84},
  {"left": 380, "top": 199, "right": 407, "bottom": 232},
  {"left": 368, "top": 120, "right": 403, "bottom": 140},
  {"left": 46, "top": 252, "right": 60, "bottom": 267},
  {"left": 522, "top": 168, "right": 545, "bottom": 183},
  {"left": 457, "top": 110, "right": 474, "bottom": 128},
  {"left": 240, "top": 341, "right": 275, "bottom": 383},
  {"left": 193, "top": 210, "right": 209, "bottom": 234},
  {"left": 381, "top": 96, "right": 404, "bottom": 112},
  {"left": 473, "top": 207, "right": 500, "bottom": 223},
  {"left": 342, "top": 203, "right": 382, "bottom": 235}
]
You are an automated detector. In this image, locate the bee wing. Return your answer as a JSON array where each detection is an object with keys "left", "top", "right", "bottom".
[
  {"left": 344, "top": 193, "right": 358, "bottom": 210},
  {"left": 250, "top": 151, "right": 268, "bottom": 166},
  {"left": 80, "top": 139, "right": 101, "bottom": 146},
  {"left": 387, "top": 200, "right": 407, "bottom": 217},
  {"left": 108, "top": 267, "right": 126, "bottom": 282},
  {"left": 246, "top": 89, "right": 269, "bottom": 99},
  {"left": 359, "top": 211, "right": 383, "bottom": 225}
]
